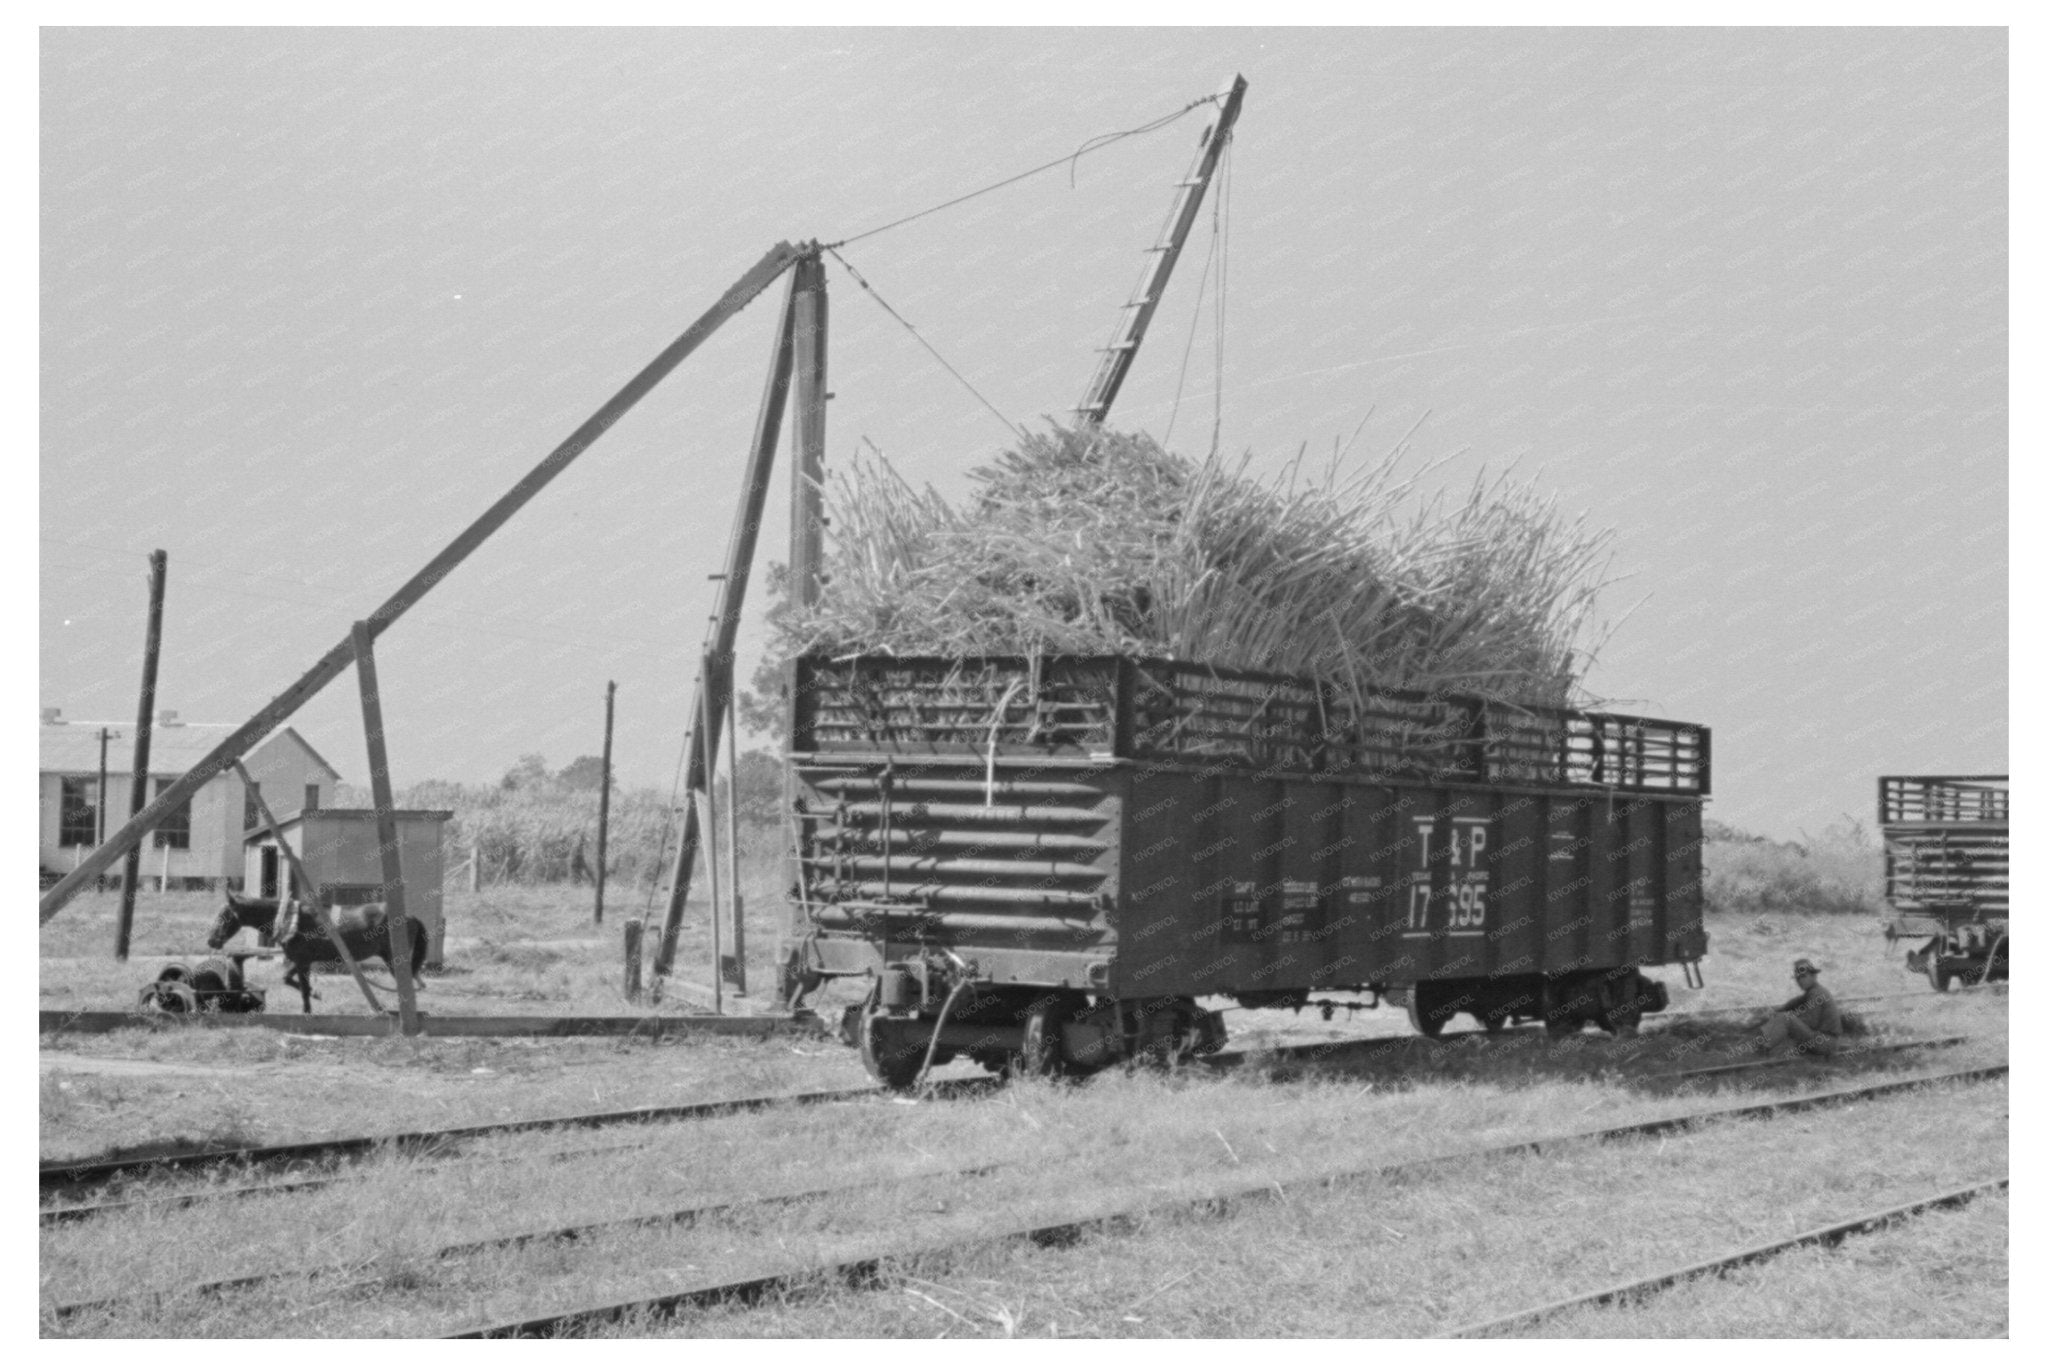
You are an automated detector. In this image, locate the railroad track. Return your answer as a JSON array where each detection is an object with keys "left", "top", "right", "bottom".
[
  {"left": 428, "top": 1063, "right": 2008, "bottom": 1338},
  {"left": 38, "top": 1077, "right": 994, "bottom": 1195},
  {"left": 1439, "top": 1177, "right": 2009, "bottom": 1337},
  {"left": 37, "top": 1031, "right": 1432, "bottom": 1213},
  {"left": 45, "top": 1063, "right": 2005, "bottom": 1331},
  {"left": 37, "top": 1007, "right": 1958, "bottom": 1218},
  {"left": 46, "top": 1030, "right": 1957, "bottom": 1230}
]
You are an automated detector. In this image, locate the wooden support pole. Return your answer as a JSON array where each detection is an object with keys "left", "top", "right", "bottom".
[
  {"left": 790, "top": 251, "right": 828, "bottom": 610},
  {"left": 41, "top": 243, "right": 802, "bottom": 924},
  {"left": 701, "top": 671, "right": 724, "bottom": 1016},
  {"left": 723, "top": 690, "right": 747, "bottom": 996},
  {"left": 775, "top": 248, "right": 829, "bottom": 994},
  {"left": 352, "top": 621, "right": 421, "bottom": 1036},
  {"left": 654, "top": 267, "right": 800, "bottom": 979},
  {"left": 115, "top": 550, "right": 167, "bottom": 961},
  {"left": 622, "top": 918, "right": 643, "bottom": 1003},
  {"left": 595, "top": 680, "right": 615, "bottom": 925},
  {"left": 232, "top": 758, "right": 385, "bottom": 1015}
]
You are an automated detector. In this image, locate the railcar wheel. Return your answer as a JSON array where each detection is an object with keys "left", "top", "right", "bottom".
[
  {"left": 857, "top": 1004, "right": 928, "bottom": 1092},
  {"left": 1597, "top": 977, "right": 1644, "bottom": 1037},
  {"left": 1927, "top": 957, "right": 1951, "bottom": 992},
  {"left": 1598, "top": 1004, "right": 1642, "bottom": 1037},
  {"left": 1014, "top": 996, "right": 1072, "bottom": 1079},
  {"left": 1407, "top": 985, "right": 1450, "bottom": 1040}
]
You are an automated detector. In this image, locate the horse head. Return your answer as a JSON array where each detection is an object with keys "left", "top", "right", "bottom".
[{"left": 205, "top": 901, "right": 244, "bottom": 950}]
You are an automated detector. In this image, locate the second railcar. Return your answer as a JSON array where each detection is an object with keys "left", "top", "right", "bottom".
[
  {"left": 1880, "top": 775, "right": 2009, "bottom": 990},
  {"left": 782, "top": 655, "right": 1710, "bottom": 1087}
]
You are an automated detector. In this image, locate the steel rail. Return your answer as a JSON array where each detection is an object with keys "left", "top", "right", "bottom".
[
  {"left": 40, "top": 1132, "right": 683, "bottom": 1227},
  {"left": 432, "top": 1063, "right": 2007, "bottom": 1337},
  {"left": 39, "top": 1078, "right": 992, "bottom": 1193},
  {"left": 35, "top": 1031, "right": 1420, "bottom": 1214},
  {"left": 48, "top": 1064, "right": 2005, "bottom": 1330},
  {"left": 1641, "top": 1034, "right": 1967, "bottom": 1083},
  {"left": 37, "top": 1004, "right": 1950, "bottom": 1202},
  {"left": 47, "top": 1160, "right": 1017, "bottom": 1322},
  {"left": 1438, "top": 1176, "right": 2009, "bottom": 1338}
]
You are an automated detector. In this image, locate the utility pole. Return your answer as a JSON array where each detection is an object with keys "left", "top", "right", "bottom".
[
  {"left": 115, "top": 550, "right": 166, "bottom": 962},
  {"left": 595, "top": 680, "right": 615, "bottom": 925},
  {"left": 95, "top": 727, "right": 115, "bottom": 848}
]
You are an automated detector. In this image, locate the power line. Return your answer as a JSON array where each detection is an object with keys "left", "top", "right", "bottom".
[
  {"left": 823, "top": 91, "right": 1223, "bottom": 250},
  {"left": 824, "top": 247, "right": 1023, "bottom": 441},
  {"left": 39, "top": 539, "right": 693, "bottom": 661}
]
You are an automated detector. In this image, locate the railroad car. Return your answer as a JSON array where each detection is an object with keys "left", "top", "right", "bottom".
[
  {"left": 782, "top": 655, "right": 1711, "bottom": 1088},
  {"left": 1879, "top": 775, "right": 2009, "bottom": 990}
]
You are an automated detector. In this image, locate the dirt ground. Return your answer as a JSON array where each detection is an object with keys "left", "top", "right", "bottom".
[{"left": 39, "top": 901, "right": 2001, "bottom": 1164}]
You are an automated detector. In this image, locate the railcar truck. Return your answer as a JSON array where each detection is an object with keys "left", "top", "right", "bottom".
[{"left": 782, "top": 655, "right": 1712, "bottom": 1087}]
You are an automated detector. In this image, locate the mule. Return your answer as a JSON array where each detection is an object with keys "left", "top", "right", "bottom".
[{"left": 207, "top": 891, "right": 427, "bottom": 1014}]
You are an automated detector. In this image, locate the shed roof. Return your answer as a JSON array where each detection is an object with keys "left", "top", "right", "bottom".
[{"left": 242, "top": 808, "right": 455, "bottom": 843}]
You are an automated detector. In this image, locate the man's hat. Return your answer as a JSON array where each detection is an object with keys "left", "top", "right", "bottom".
[{"left": 1792, "top": 958, "right": 1818, "bottom": 975}]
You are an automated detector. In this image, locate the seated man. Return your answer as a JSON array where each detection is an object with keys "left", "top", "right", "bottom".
[{"left": 1761, "top": 957, "right": 1843, "bottom": 1056}]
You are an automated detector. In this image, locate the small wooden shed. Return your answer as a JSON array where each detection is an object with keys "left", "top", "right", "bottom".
[{"left": 243, "top": 808, "right": 453, "bottom": 967}]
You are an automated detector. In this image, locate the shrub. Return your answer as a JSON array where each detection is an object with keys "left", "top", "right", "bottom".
[
  {"left": 1703, "top": 817, "right": 1881, "bottom": 916},
  {"left": 334, "top": 756, "right": 783, "bottom": 888}
]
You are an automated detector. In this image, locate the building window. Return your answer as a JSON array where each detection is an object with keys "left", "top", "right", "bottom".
[
  {"left": 59, "top": 778, "right": 98, "bottom": 847},
  {"left": 152, "top": 778, "right": 191, "bottom": 850},
  {"left": 244, "top": 781, "right": 262, "bottom": 831},
  {"left": 304, "top": 783, "right": 321, "bottom": 813}
]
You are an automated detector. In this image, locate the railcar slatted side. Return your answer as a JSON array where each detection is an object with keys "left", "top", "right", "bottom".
[
  {"left": 795, "top": 656, "right": 1709, "bottom": 797},
  {"left": 1879, "top": 775, "right": 2009, "bottom": 825}
]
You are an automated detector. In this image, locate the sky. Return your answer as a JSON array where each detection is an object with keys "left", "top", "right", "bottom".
[{"left": 36, "top": 27, "right": 2008, "bottom": 840}]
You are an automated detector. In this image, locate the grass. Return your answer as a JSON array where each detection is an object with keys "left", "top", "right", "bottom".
[
  {"left": 1525, "top": 1190, "right": 2009, "bottom": 1337},
  {"left": 39, "top": 848, "right": 804, "bottom": 1020},
  {"left": 643, "top": 1076, "right": 2008, "bottom": 1339},
  {"left": 41, "top": 851, "right": 1992, "bottom": 1164},
  {"left": 40, "top": 834, "right": 2006, "bottom": 1337},
  {"left": 42, "top": 1066, "right": 2006, "bottom": 1337}
]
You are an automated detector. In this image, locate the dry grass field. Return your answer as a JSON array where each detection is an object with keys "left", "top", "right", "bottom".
[{"left": 40, "top": 829, "right": 2008, "bottom": 1338}]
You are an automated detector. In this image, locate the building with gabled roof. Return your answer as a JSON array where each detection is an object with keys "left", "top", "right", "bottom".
[{"left": 38, "top": 712, "right": 343, "bottom": 890}]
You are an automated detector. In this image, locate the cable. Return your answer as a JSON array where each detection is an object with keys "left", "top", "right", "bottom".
[
  {"left": 41, "top": 541, "right": 683, "bottom": 661},
  {"left": 824, "top": 92, "right": 1223, "bottom": 250},
  {"left": 1159, "top": 220, "right": 1217, "bottom": 452},
  {"left": 823, "top": 247, "right": 1023, "bottom": 441}
]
